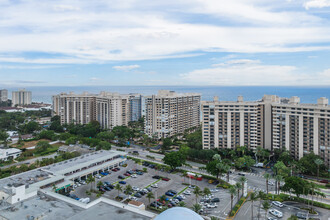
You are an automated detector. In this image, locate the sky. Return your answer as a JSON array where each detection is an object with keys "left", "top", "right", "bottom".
[{"left": 1, "top": 0, "right": 330, "bottom": 87}]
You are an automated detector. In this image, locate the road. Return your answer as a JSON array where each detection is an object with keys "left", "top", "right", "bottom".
[{"left": 0, "top": 152, "right": 58, "bottom": 169}]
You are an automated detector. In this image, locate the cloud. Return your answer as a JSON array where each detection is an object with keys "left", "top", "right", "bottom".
[
  {"left": 0, "top": 0, "right": 329, "bottom": 64},
  {"left": 304, "top": 0, "right": 330, "bottom": 9},
  {"left": 15, "top": 80, "right": 45, "bottom": 84},
  {"left": 113, "top": 65, "right": 140, "bottom": 71},
  {"left": 181, "top": 59, "right": 330, "bottom": 86}
]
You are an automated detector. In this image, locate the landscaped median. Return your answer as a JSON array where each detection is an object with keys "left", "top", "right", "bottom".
[{"left": 227, "top": 192, "right": 250, "bottom": 219}]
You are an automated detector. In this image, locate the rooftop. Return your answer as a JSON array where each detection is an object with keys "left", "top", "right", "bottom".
[{"left": 0, "top": 169, "right": 51, "bottom": 191}]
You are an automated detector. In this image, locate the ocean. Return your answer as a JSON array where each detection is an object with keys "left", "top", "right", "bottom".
[{"left": 5, "top": 86, "right": 330, "bottom": 104}]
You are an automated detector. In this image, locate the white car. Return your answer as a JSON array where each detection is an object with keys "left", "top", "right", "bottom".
[
  {"left": 132, "top": 186, "right": 140, "bottom": 191},
  {"left": 131, "top": 174, "right": 137, "bottom": 178},
  {"left": 184, "top": 191, "right": 191, "bottom": 195},
  {"left": 189, "top": 185, "right": 196, "bottom": 189},
  {"left": 268, "top": 182, "right": 275, "bottom": 186},
  {"left": 267, "top": 217, "right": 277, "bottom": 220},
  {"left": 269, "top": 209, "right": 283, "bottom": 218},
  {"left": 151, "top": 184, "right": 158, "bottom": 188},
  {"left": 207, "top": 203, "right": 218, "bottom": 208},
  {"left": 272, "top": 201, "right": 284, "bottom": 208}
]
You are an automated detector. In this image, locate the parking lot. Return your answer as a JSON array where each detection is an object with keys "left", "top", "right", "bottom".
[{"left": 68, "top": 159, "right": 235, "bottom": 219}]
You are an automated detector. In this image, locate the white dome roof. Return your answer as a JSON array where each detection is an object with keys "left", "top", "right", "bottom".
[{"left": 154, "top": 207, "right": 203, "bottom": 220}]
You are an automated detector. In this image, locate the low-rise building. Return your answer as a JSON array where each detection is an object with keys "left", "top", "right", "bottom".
[{"left": 0, "top": 148, "right": 22, "bottom": 161}]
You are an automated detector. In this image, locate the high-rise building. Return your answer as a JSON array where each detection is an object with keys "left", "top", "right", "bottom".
[
  {"left": 12, "top": 89, "right": 32, "bottom": 106},
  {"left": 145, "top": 90, "right": 201, "bottom": 139},
  {"left": 202, "top": 95, "right": 330, "bottom": 166},
  {"left": 52, "top": 92, "right": 143, "bottom": 129},
  {"left": 0, "top": 89, "right": 8, "bottom": 102},
  {"left": 129, "top": 94, "right": 144, "bottom": 122}
]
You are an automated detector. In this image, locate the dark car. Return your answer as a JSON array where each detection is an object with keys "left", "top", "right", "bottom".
[
  {"left": 165, "top": 191, "right": 174, "bottom": 197},
  {"left": 149, "top": 164, "right": 156, "bottom": 168},
  {"left": 212, "top": 180, "right": 220, "bottom": 185},
  {"left": 139, "top": 190, "right": 147, "bottom": 195},
  {"left": 319, "top": 179, "right": 328, "bottom": 184},
  {"left": 134, "top": 193, "right": 142, "bottom": 198},
  {"left": 104, "top": 186, "right": 112, "bottom": 191},
  {"left": 168, "top": 190, "right": 177, "bottom": 194},
  {"left": 238, "top": 173, "right": 245, "bottom": 176},
  {"left": 127, "top": 170, "right": 134, "bottom": 174},
  {"left": 143, "top": 162, "right": 150, "bottom": 166},
  {"left": 211, "top": 198, "right": 220, "bottom": 203},
  {"left": 118, "top": 175, "right": 125, "bottom": 179},
  {"left": 99, "top": 187, "right": 106, "bottom": 192},
  {"left": 137, "top": 172, "right": 144, "bottom": 175},
  {"left": 146, "top": 187, "right": 152, "bottom": 192},
  {"left": 152, "top": 175, "right": 161, "bottom": 179},
  {"left": 119, "top": 181, "right": 126, "bottom": 184},
  {"left": 104, "top": 181, "right": 111, "bottom": 185}
]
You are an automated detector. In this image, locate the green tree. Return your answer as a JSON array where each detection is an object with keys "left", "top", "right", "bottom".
[
  {"left": 275, "top": 175, "right": 284, "bottom": 195},
  {"left": 161, "top": 137, "right": 172, "bottom": 152},
  {"left": 299, "top": 153, "right": 325, "bottom": 176},
  {"left": 97, "top": 181, "right": 104, "bottom": 188},
  {"left": 203, "top": 187, "right": 211, "bottom": 197},
  {"left": 249, "top": 192, "right": 258, "bottom": 220},
  {"left": 287, "top": 215, "right": 298, "bottom": 220},
  {"left": 262, "top": 201, "right": 271, "bottom": 219},
  {"left": 178, "top": 201, "right": 186, "bottom": 207},
  {"left": 282, "top": 176, "right": 308, "bottom": 198},
  {"left": 163, "top": 151, "right": 185, "bottom": 170},
  {"left": 235, "top": 183, "right": 242, "bottom": 202},
  {"left": 96, "top": 141, "right": 112, "bottom": 150},
  {"left": 146, "top": 192, "right": 155, "bottom": 205},
  {"left": 192, "top": 203, "right": 202, "bottom": 213},
  {"left": 193, "top": 186, "right": 202, "bottom": 204},
  {"left": 124, "top": 184, "right": 133, "bottom": 195},
  {"left": 114, "top": 183, "right": 122, "bottom": 197},
  {"left": 86, "top": 175, "right": 95, "bottom": 191},
  {"left": 263, "top": 173, "right": 271, "bottom": 194},
  {"left": 273, "top": 161, "right": 290, "bottom": 178},
  {"left": 229, "top": 186, "right": 236, "bottom": 211},
  {"left": 0, "top": 130, "right": 9, "bottom": 147},
  {"left": 96, "top": 131, "right": 115, "bottom": 142},
  {"left": 35, "top": 141, "right": 51, "bottom": 154},
  {"left": 239, "top": 176, "right": 247, "bottom": 197},
  {"left": 314, "top": 159, "right": 324, "bottom": 179}
]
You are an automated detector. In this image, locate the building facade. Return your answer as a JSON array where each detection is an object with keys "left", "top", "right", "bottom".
[
  {"left": 12, "top": 89, "right": 32, "bottom": 106},
  {"left": 0, "top": 89, "right": 8, "bottom": 102},
  {"left": 202, "top": 95, "right": 330, "bottom": 166},
  {"left": 52, "top": 92, "right": 143, "bottom": 129},
  {"left": 145, "top": 90, "right": 201, "bottom": 139}
]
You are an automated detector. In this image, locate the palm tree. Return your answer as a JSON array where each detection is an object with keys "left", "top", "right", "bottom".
[
  {"left": 249, "top": 192, "right": 258, "bottom": 220},
  {"left": 229, "top": 186, "right": 237, "bottom": 211},
  {"left": 203, "top": 187, "right": 211, "bottom": 197},
  {"left": 182, "top": 171, "right": 187, "bottom": 183},
  {"left": 235, "top": 183, "right": 242, "bottom": 202},
  {"left": 314, "top": 159, "right": 324, "bottom": 179},
  {"left": 52, "top": 184, "right": 57, "bottom": 192},
  {"left": 193, "top": 186, "right": 202, "bottom": 204},
  {"left": 87, "top": 175, "right": 95, "bottom": 191},
  {"left": 257, "top": 191, "right": 266, "bottom": 220},
  {"left": 178, "top": 201, "right": 186, "bottom": 207},
  {"left": 192, "top": 203, "right": 202, "bottom": 213},
  {"left": 146, "top": 192, "right": 155, "bottom": 205},
  {"left": 97, "top": 181, "right": 104, "bottom": 189},
  {"left": 114, "top": 183, "right": 122, "bottom": 197},
  {"left": 263, "top": 173, "right": 271, "bottom": 194},
  {"left": 275, "top": 175, "right": 283, "bottom": 195},
  {"left": 239, "top": 176, "right": 247, "bottom": 197},
  {"left": 262, "top": 201, "right": 271, "bottom": 219},
  {"left": 124, "top": 184, "right": 133, "bottom": 195}
]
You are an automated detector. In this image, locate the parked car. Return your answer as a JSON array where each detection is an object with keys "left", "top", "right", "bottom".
[
  {"left": 168, "top": 189, "right": 177, "bottom": 194},
  {"left": 118, "top": 175, "right": 125, "bottom": 179},
  {"left": 272, "top": 201, "right": 284, "bottom": 208},
  {"left": 124, "top": 173, "right": 131, "bottom": 176},
  {"left": 134, "top": 193, "right": 142, "bottom": 198},
  {"left": 119, "top": 181, "right": 126, "bottom": 184},
  {"left": 238, "top": 173, "right": 245, "bottom": 176},
  {"left": 131, "top": 174, "right": 138, "bottom": 178},
  {"left": 296, "top": 212, "right": 307, "bottom": 219},
  {"left": 162, "top": 177, "right": 170, "bottom": 181},
  {"left": 137, "top": 172, "right": 143, "bottom": 175},
  {"left": 269, "top": 209, "right": 283, "bottom": 218},
  {"left": 146, "top": 187, "right": 152, "bottom": 192},
  {"left": 152, "top": 175, "right": 161, "bottom": 179},
  {"left": 165, "top": 191, "right": 174, "bottom": 197},
  {"left": 151, "top": 184, "right": 158, "bottom": 188},
  {"left": 99, "top": 187, "right": 106, "bottom": 192},
  {"left": 267, "top": 217, "right": 277, "bottom": 220},
  {"left": 132, "top": 186, "right": 140, "bottom": 191},
  {"left": 211, "top": 198, "right": 220, "bottom": 203},
  {"left": 319, "top": 179, "right": 328, "bottom": 184},
  {"left": 184, "top": 191, "right": 191, "bottom": 195},
  {"left": 104, "top": 186, "right": 112, "bottom": 191}
]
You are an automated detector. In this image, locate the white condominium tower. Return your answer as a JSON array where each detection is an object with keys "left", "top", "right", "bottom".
[
  {"left": 202, "top": 95, "right": 330, "bottom": 166},
  {"left": 12, "top": 89, "right": 32, "bottom": 106},
  {"left": 0, "top": 89, "right": 8, "bottom": 102},
  {"left": 52, "top": 92, "right": 143, "bottom": 129},
  {"left": 145, "top": 90, "right": 201, "bottom": 139}
]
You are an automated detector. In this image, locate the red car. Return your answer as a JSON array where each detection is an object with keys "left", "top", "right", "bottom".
[
  {"left": 112, "top": 168, "right": 119, "bottom": 172},
  {"left": 162, "top": 177, "right": 170, "bottom": 181},
  {"left": 319, "top": 179, "right": 328, "bottom": 184},
  {"left": 124, "top": 173, "right": 131, "bottom": 176}
]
